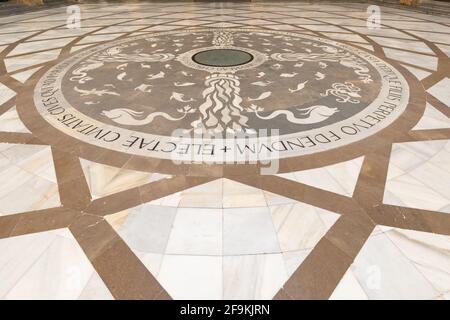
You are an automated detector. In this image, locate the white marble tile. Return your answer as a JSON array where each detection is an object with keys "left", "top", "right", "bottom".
[
  {"left": 427, "top": 78, "right": 450, "bottom": 106},
  {"left": 0, "top": 169, "right": 60, "bottom": 215},
  {"left": 330, "top": 269, "right": 368, "bottom": 300},
  {"left": 223, "top": 207, "right": 279, "bottom": 255},
  {"left": 116, "top": 204, "right": 177, "bottom": 254},
  {"left": 0, "top": 229, "right": 110, "bottom": 300},
  {"left": 278, "top": 168, "right": 346, "bottom": 195},
  {"left": 408, "top": 161, "right": 450, "bottom": 200},
  {"left": 282, "top": 250, "right": 310, "bottom": 278},
  {"left": 407, "top": 30, "right": 450, "bottom": 45},
  {"left": 401, "top": 64, "right": 431, "bottom": 81},
  {"left": 384, "top": 174, "right": 450, "bottom": 213},
  {"left": 4, "top": 49, "right": 61, "bottom": 73},
  {"left": 0, "top": 106, "right": 30, "bottom": 133},
  {"left": 10, "top": 66, "right": 43, "bottom": 83},
  {"left": 0, "top": 230, "right": 57, "bottom": 297},
  {"left": 78, "top": 272, "right": 113, "bottom": 300},
  {"left": 429, "top": 142, "right": 450, "bottom": 174},
  {"left": 134, "top": 251, "right": 164, "bottom": 278},
  {"left": 0, "top": 83, "right": 16, "bottom": 106},
  {"left": 0, "top": 145, "right": 60, "bottom": 215},
  {"left": 413, "top": 103, "right": 450, "bottom": 130},
  {"left": 14, "top": 145, "right": 58, "bottom": 183},
  {"left": 385, "top": 228, "right": 450, "bottom": 295},
  {"left": 158, "top": 255, "right": 222, "bottom": 300},
  {"left": 0, "top": 31, "right": 37, "bottom": 46},
  {"left": 385, "top": 140, "right": 450, "bottom": 213},
  {"left": 351, "top": 231, "right": 438, "bottom": 299},
  {"left": 165, "top": 208, "right": 222, "bottom": 255},
  {"left": 436, "top": 43, "right": 450, "bottom": 58},
  {"left": 223, "top": 254, "right": 287, "bottom": 300}
]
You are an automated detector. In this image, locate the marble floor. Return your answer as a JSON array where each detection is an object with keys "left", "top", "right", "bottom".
[{"left": 0, "top": 1, "right": 449, "bottom": 300}]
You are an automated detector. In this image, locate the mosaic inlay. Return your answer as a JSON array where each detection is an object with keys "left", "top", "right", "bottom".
[{"left": 33, "top": 29, "right": 410, "bottom": 162}]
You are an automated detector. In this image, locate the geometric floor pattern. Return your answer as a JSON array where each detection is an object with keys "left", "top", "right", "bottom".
[{"left": 0, "top": 1, "right": 449, "bottom": 300}]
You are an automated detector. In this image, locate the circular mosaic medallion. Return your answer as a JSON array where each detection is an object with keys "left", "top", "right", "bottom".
[{"left": 32, "top": 29, "right": 410, "bottom": 163}]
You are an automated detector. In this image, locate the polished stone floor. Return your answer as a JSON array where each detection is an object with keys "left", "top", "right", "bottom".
[{"left": 0, "top": 1, "right": 449, "bottom": 300}]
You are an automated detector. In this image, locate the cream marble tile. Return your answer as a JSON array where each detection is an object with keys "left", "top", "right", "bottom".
[
  {"left": 383, "top": 48, "right": 437, "bottom": 71},
  {"left": 0, "top": 83, "right": 16, "bottom": 106},
  {"left": 263, "top": 191, "right": 296, "bottom": 206},
  {"left": 401, "top": 64, "right": 431, "bottom": 81},
  {"left": 223, "top": 254, "right": 287, "bottom": 300},
  {"left": 353, "top": 43, "right": 374, "bottom": 51},
  {"left": 326, "top": 33, "right": 368, "bottom": 43},
  {"left": 368, "top": 37, "right": 433, "bottom": 54},
  {"left": 277, "top": 157, "right": 363, "bottom": 196},
  {"left": 69, "top": 44, "right": 95, "bottom": 54},
  {"left": 0, "top": 31, "right": 37, "bottom": 46},
  {"left": 10, "top": 66, "right": 43, "bottom": 83},
  {"left": 270, "top": 203, "right": 339, "bottom": 251},
  {"left": 436, "top": 43, "right": 450, "bottom": 58},
  {"left": 158, "top": 255, "right": 222, "bottom": 300},
  {"left": 427, "top": 78, "right": 450, "bottom": 106},
  {"left": 165, "top": 208, "right": 222, "bottom": 255},
  {"left": 80, "top": 159, "right": 170, "bottom": 199},
  {"left": 265, "top": 24, "right": 303, "bottom": 31},
  {"left": 25, "top": 28, "right": 98, "bottom": 41},
  {"left": 178, "top": 179, "right": 222, "bottom": 208},
  {"left": 0, "top": 106, "right": 30, "bottom": 133},
  {"left": 222, "top": 178, "right": 267, "bottom": 208},
  {"left": 4, "top": 49, "right": 61, "bottom": 73},
  {"left": 223, "top": 207, "right": 279, "bottom": 255},
  {"left": 104, "top": 210, "right": 129, "bottom": 230},
  {"left": 351, "top": 231, "right": 438, "bottom": 299},
  {"left": 148, "top": 191, "right": 182, "bottom": 207},
  {"left": 206, "top": 22, "right": 245, "bottom": 29},
  {"left": 7, "top": 38, "right": 76, "bottom": 57}
]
